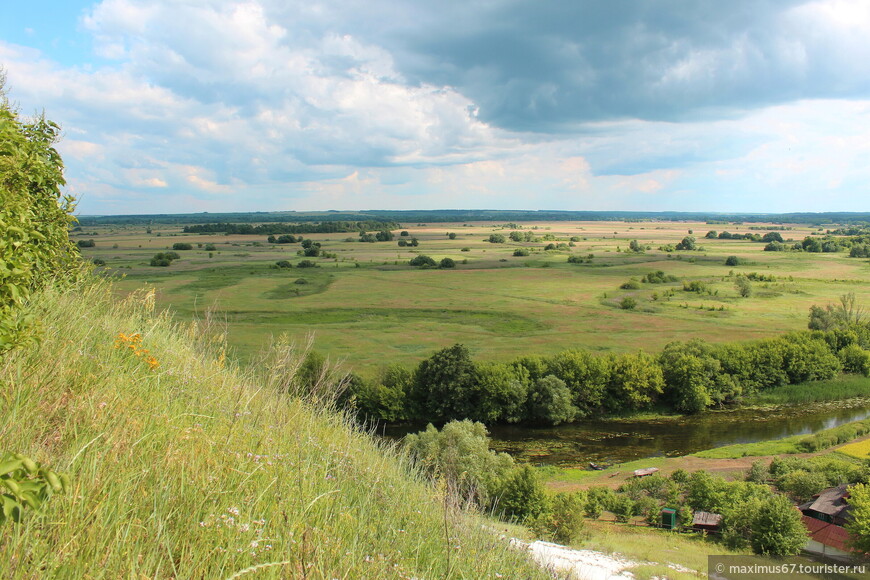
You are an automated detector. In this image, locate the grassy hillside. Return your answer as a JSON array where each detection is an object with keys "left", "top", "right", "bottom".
[{"left": 0, "top": 280, "right": 546, "bottom": 578}]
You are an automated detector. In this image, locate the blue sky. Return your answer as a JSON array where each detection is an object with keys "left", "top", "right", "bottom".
[{"left": 2, "top": 0, "right": 870, "bottom": 215}]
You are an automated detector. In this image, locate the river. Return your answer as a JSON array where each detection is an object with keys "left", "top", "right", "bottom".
[{"left": 484, "top": 399, "right": 870, "bottom": 466}]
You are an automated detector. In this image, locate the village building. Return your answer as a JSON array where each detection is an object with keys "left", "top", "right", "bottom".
[{"left": 798, "top": 484, "right": 859, "bottom": 560}]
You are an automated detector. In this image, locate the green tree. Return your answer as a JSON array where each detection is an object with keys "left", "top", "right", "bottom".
[
  {"left": 628, "top": 239, "right": 643, "bottom": 253},
  {"left": 735, "top": 276, "right": 752, "bottom": 298},
  {"left": 0, "top": 77, "right": 78, "bottom": 351},
  {"left": 409, "top": 344, "right": 478, "bottom": 422},
  {"left": 495, "top": 465, "right": 549, "bottom": 523},
  {"left": 488, "top": 234, "right": 506, "bottom": 243},
  {"left": 472, "top": 362, "right": 529, "bottom": 423},
  {"left": 846, "top": 483, "right": 870, "bottom": 553},
  {"left": 508, "top": 231, "right": 523, "bottom": 242},
  {"left": 545, "top": 350, "right": 609, "bottom": 416},
  {"left": 748, "top": 494, "right": 807, "bottom": 556},
  {"left": 606, "top": 352, "right": 665, "bottom": 412},
  {"left": 675, "top": 236, "right": 696, "bottom": 251},
  {"left": 439, "top": 257, "right": 456, "bottom": 269},
  {"left": 404, "top": 420, "right": 514, "bottom": 506},
  {"left": 527, "top": 375, "right": 577, "bottom": 425}
]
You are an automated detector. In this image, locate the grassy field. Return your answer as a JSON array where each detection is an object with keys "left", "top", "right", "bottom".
[{"left": 74, "top": 220, "right": 870, "bottom": 375}]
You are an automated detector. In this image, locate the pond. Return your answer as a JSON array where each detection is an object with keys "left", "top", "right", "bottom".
[{"left": 486, "top": 399, "right": 870, "bottom": 466}]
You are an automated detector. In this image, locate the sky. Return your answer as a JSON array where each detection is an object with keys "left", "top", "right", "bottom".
[{"left": 2, "top": 0, "right": 870, "bottom": 215}]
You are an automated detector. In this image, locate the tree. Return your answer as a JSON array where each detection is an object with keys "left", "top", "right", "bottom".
[
  {"left": 508, "top": 231, "right": 523, "bottom": 242},
  {"left": 748, "top": 494, "right": 807, "bottom": 556},
  {"left": 472, "top": 363, "right": 528, "bottom": 423},
  {"left": 439, "top": 257, "right": 456, "bottom": 269},
  {"left": 375, "top": 230, "right": 394, "bottom": 242},
  {"left": 725, "top": 255, "right": 740, "bottom": 266},
  {"left": 705, "top": 230, "right": 718, "bottom": 239},
  {"left": 495, "top": 465, "right": 549, "bottom": 524},
  {"left": 846, "top": 483, "right": 870, "bottom": 553},
  {"left": 409, "top": 255, "right": 436, "bottom": 268},
  {"left": 447, "top": 232, "right": 457, "bottom": 240},
  {"left": 628, "top": 239, "right": 643, "bottom": 253},
  {"left": 606, "top": 351, "right": 665, "bottom": 412},
  {"left": 735, "top": 276, "right": 752, "bottom": 298},
  {"left": 404, "top": 420, "right": 514, "bottom": 506},
  {"left": 527, "top": 375, "right": 577, "bottom": 425},
  {"left": 545, "top": 350, "right": 609, "bottom": 416},
  {"left": 488, "top": 234, "right": 506, "bottom": 243},
  {"left": 1, "top": 76, "right": 78, "bottom": 351},
  {"left": 675, "top": 236, "right": 696, "bottom": 251},
  {"left": 408, "top": 344, "right": 478, "bottom": 422},
  {"left": 761, "top": 232, "right": 784, "bottom": 243}
]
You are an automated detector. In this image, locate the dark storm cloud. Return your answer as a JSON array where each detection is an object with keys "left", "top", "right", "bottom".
[{"left": 334, "top": 0, "right": 870, "bottom": 130}]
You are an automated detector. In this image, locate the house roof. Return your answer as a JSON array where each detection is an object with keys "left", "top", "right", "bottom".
[
  {"left": 692, "top": 511, "right": 723, "bottom": 527},
  {"left": 806, "top": 485, "right": 851, "bottom": 517},
  {"left": 802, "top": 516, "right": 854, "bottom": 553}
]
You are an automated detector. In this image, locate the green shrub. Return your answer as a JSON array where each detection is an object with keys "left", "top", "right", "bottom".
[
  {"left": 620, "top": 279, "right": 641, "bottom": 290},
  {"left": 439, "top": 258, "right": 456, "bottom": 269},
  {"left": 296, "top": 260, "right": 317, "bottom": 268},
  {"left": 409, "top": 255, "right": 437, "bottom": 268},
  {"left": 513, "top": 248, "right": 530, "bottom": 257},
  {"left": 619, "top": 297, "right": 638, "bottom": 310},
  {"left": 171, "top": 243, "right": 193, "bottom": 250},
  {"left": 0, "top": 84, "right": 79, "bottom": 351}
]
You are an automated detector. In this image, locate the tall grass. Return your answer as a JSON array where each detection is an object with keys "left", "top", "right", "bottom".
[
  {"left": 0, "top": 279, "right": 546, "bottom": 578},
  {"left": 743, "top": 375, "right": 870, "bottom": 406}
]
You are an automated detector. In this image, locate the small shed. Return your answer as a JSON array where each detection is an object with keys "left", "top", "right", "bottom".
[
  {"left": 660, "top": 508, "right": 677, "bottom": 530},
  {"left": 692, "top": 511, "right": 723, "bottom": 533},
  {"left": 632, "top": 467, "right": 659, "bottom": 478}
]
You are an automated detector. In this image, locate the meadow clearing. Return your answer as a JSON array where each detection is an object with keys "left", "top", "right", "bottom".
[{"left": 74, "top": 219, "right": 870, "bottom": 376}]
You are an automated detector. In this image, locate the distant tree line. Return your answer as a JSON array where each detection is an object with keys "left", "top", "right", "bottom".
[
  {"left": 341, "top": 299, "right": 870, "bottom": 425},
  {"left": 181, "top": 220, "right": 400, "bottom": 235},
  {"left": 79, "top": 210, "right": 870, "bottom": 227}
]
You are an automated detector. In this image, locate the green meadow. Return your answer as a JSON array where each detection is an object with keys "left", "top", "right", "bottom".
[{"left": 76, "top": 220, "right": 870, "bottom": 375}]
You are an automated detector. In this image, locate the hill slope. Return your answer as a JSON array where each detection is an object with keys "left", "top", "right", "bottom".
[{"left": 0, "top": 280, "right": 545, "bottom": 578}]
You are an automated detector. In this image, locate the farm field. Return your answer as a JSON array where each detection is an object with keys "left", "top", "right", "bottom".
[{"left": 74, "top": 220, "right": 870, "bottom": 376}]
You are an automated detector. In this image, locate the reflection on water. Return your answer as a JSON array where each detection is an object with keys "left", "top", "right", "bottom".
[
  {"left": 382, "top": 399, "right": 870, "bottom": 467},
  {"left": 486, "top": 400, "right": 870, "bottom": 466}
]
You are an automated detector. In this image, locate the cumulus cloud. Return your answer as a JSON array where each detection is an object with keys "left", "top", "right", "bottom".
[{"left": 2, "top": 0, "right": 869, "bottom": 213}]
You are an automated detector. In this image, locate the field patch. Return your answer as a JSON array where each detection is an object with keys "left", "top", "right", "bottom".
[
  {"left": 838, "top": 438, "right": 870, "bottom": 459},
  {"left": 232, "top": 307, "right": 548, "bottom": 334}
]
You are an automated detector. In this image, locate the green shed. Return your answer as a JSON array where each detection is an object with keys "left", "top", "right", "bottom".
[{"left": 660, "top": 508, "right": 677, "bottom": 530}]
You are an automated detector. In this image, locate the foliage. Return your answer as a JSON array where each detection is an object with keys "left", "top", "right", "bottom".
[
  {"left": 734, "top": 276, "right": 752, "bottom": 298},
  {"left": 628, "top": 239, "right": 644, "bottom": 253},
  {"left": 619, "top": 297, "right": 638, "bottom": 310},
  {"left": 76, "top": 239, "right": 95, "bottom": 248},
  {"left": 675, "top": 236, "right": 696, "bottom": 251},
  {"left": 487, "top": 234, "right": 506, "bottom": 243},
  {"left": 0, "top": 452, "right": 69, "bottom": 525},
  {"left": 171, "top": 243, "right": 193, "bottom": 250},
  {"left": 513, "top": 248, "right": 530, "bottom": 257},
  {"left": 404, "top": 420, "right": 514, "bottom": 506},
  {"left": 0, "top": 80, "right": 79, "bottom": 351},
  {"left": 846, "top": 483, "right": 870, "bottom": 553},
  {"left": 526, "top": 375, "right": 577, "bottom": 425},
  {"left": 542, "top": 493, "right": 586, "bottom": 544},
  {"left": 409, "top": 255, "right": 437, "bottom": 268},
  {"left": 473, "top": 363, "right": 528, "bottom": 424},
  {"left": 439, "top": 257, "right": 456, "bottom": 269},
  {"left": 747, "top": 494, "right": 807, "bottom": 556},
  {"left": 494, "top": 465, "right": 549, "bottom": 524},
  {"left": 724, "top": 255, "right": 740, "bottom": 266},
  {"left": 408, "top": 344, "right": 478, "bottom": 422}
]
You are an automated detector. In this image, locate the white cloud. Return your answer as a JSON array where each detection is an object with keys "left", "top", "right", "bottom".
[{"left": 2, "top": 0, "right": 870, "bottom": 213}]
